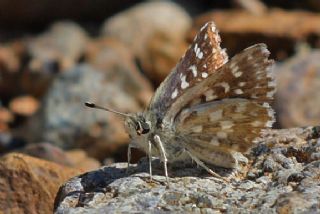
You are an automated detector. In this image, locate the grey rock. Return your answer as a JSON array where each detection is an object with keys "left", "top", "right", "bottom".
[
  {"left": 25, "top": 64, "right": 150, "bottom": 160},
  {"left": 28, "top": 21, "right": 88, "bottom": 72},
  {"left": 54, "top": 126, "right": 320, "bottom": 213}
]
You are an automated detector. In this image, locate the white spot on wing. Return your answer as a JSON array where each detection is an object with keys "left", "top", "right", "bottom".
[
  {"left": 263, "top": 102, "right": 270, "bottom": 108},
  {"left": 201, "top": 72, "right": 208, "bottom": 78},
  {"left": 204, "top": 89, "right": 218, "bottom": 101},
  {"left": 234, "top": 89, "right": 244, "bottom": 95},
  {"left": 266, "top": 120, "right": 274, "bottom": 127},
  {"left": 189, "top": 65, "right": 198, "bottom": 77},
  {"left": 211, "top": 25, "right": 216, "bottom": 32},
  {"left": 194, "top": 43, "right": 204, "bottom": 59},
  {"left": 251, "top": 121, "right": 263, "bottom": 127},
  {"left": 230, "top": 63, "right": 242, "bottom": 77},
  {"left": 268, "top": 108, "right": 274, "bottom": 118},
  {"left": 181, "top": 75, "right": 189, "bottom": 89},
  {"left": 234, "top": 71, "right": 242, "bottom": 77},
  {"left": 194, "top": 43, "right": 198, "bottom": 54},
  {"left": 238, "top": 82, "right": 246, "bottom": 87},
  {"left": 267, "top": 90, "right": 275, "bottom": 98},
  {"left": 171, "top": 89, "right": 178, "bottom": 99},
  {"left": 217, "top": 82, "right": 230, "bottom": 93}
]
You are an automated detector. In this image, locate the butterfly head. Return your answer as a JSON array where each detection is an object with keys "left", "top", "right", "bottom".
[
  {"left": 84, "top": 102, "right": 151, "bottom": 139},
  {"left": 124, "top": 113, "right": 151, "bottom": 138}
]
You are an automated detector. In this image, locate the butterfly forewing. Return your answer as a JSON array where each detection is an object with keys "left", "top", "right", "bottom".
[
  {"left": 148, "top": 22, "right": 228, "bottom": 121},
  {"left": 163, "top": 44, "right": 275, "bottom": 122}
]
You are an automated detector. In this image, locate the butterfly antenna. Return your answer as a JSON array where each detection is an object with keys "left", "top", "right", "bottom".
[{"left": 85, "top": 102, "right": 131, "bottom": 117}]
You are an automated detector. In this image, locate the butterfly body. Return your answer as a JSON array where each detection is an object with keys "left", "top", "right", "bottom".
[{"left": 125, "top": 112, "right": 189, "bottom": 163}]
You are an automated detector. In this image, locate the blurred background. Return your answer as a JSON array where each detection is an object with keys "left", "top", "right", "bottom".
[{"left": 0, "top": 0, "right": 320, "bottom": 171}]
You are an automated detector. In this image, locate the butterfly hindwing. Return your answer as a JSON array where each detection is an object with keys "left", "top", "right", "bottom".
[{"left": 176, "top": 98, "right": 274, "bottom": 153}]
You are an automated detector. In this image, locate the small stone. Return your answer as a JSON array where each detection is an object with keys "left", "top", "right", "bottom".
[
  {"left": 66, "top": 149, "right": 101, "bottom": 171},
  {"left": 9, "top": 95, "right": 39, "bottom": 116},
  {"left": 0, "top": 45, "right": 20, "bottom": 72},
  {"left": 263, "top": 157, "right": 277, "bottom": 172},
  {"left": 0, "top": 107, "right": 13, "bottom": 123},
  {"left": 0, "top": 153, "right": 81, "bottom": 214}
]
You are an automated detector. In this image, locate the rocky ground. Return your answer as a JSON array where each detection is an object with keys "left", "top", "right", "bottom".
[
  {"left": 1, "top": 1, "right": 320, "bottom": 213},
  {"left": 54, "top": 126, "right": 320, "bottom": 213}
]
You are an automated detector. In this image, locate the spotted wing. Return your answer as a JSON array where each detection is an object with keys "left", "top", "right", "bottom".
[
  {"left": 174, "top": 44, "right": 275, "bottom": 163},
  {"left": 148, "top": 22, "right": 228, "bottom": 121},
  {"left": 175, "top": 99, "right": 274, "bottom": 153}
]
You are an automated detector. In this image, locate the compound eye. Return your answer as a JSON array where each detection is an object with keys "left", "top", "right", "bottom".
[
  {"left": 135, "top": 121, "right": 150, "bottom": 135},
  {"left": 140, "top": 122, "right": 150, "bottom": 134}
]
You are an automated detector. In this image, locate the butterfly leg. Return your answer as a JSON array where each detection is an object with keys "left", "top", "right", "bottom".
[
  {"left": 148, "top": 140, "right": 153, "bottom": 180},
  {"left": 154, "top": 135, "right": 169, "bottom": 184},
  {"left": 126, "top": 144, "right": 133, "bottom": 174},
  {"left": 185, "top": 150, "right": 229, "bottom": 182}
]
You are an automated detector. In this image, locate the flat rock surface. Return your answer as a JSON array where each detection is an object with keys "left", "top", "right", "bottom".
[{"left": 54, "top": 126, "right": 320, "bottom": 213}]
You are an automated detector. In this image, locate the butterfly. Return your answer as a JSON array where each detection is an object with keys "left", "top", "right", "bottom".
[{"left": 85, "top": 21, "right": 276, "bottom": 183}]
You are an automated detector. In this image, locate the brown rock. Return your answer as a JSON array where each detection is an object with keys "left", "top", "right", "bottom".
[
  {"left": 0, "top": 45, "right": 20, "bottom": 72},
  {"left": 0, "top": 107, "right": 13, "bottom": 132},
  {"left": 0, "top": 153, "right": 82, "bottom": 214},
  {"left": 190, "top": 9, "right": 320, "bottom": 60},
  {"left": 0, "top": 107, "right": 13, "bottom": 123},
  {"left": 19, "top": 143, "right": 73, "bottom": 167},
  {"left": 86, "top": 38, "right": 153, "bottom": 106},
  {"left": 140, "top": 31, "right": 188, "bottom": 85},
  {"left": 9, "top": 95, "right": 39, "bottom": 116},
  {"left": 275, "top": 48, "right": 320, "bottom": 128},
  {"left": 101, "top": 1, "right": 191, "bottom": 84},
  {"left": 66, "top": 149, "right": 101, "bottom": 171},
  {"left": 20, "top": 143, "right": 101, "bottom": 171},
  {"left": 233, "top": 0, "right": 268, "bottom": 15},
  {"left": 0, "top": 40, "right": 54, "bottom": 100}
]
